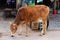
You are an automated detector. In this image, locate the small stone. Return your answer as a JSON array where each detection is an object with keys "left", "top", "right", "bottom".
[
  {"left": 43, "top": 33, "right": 45, "bottom": 35},
  {"left": 0, "top": 33, "right": 2, "bottom": 37},
  {"left": 18, "top": 34, "right": 22, "bottom": 35},
  {"left": 25, "top": 35, "right": 28, "bottom": 37},
  {"left": 39, "top": 34, "right": 43, "bottom": 36},
  {"left": 11, "top": 35, "right": 14, "bottom": 37}
]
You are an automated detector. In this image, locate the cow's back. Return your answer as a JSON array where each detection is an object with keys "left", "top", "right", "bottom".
[
  {"left": 16, "top": 5, "right": 49, "bottom": 22},
  {"left": 35, "top": 5, "right": 49, "bottom": 19}
]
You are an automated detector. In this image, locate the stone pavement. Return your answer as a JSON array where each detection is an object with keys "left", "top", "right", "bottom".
[{"left": 0, "top": 31, "right": 60, "bottom": 40}]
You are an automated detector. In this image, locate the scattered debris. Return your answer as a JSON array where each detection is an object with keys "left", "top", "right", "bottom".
[{"left": 0, "top": 33, "right": 2, "bottom": 37}]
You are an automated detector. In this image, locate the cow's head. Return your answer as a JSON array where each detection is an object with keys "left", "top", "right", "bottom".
[{"left": 10, "top": 22, "right": 17, "bottom": 37}]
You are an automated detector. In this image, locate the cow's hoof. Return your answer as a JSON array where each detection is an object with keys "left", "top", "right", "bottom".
[
  {"left": 43, "top": 33, "right": 45, "bottom": 35},
  {"left": 18, "top": 34, "right": 22, "bottom": 35},
  {"left": 40, "top": 34, "right": 43, "bottom": 36},
  {"left": 39, "top": 33, "right": 43, "bottom": 36},
  {"left": 25, "top": 35, "right": 28, "bottom": 37},
  {"left": 11, "top": 35, "right": 14, "bottom": 37}
]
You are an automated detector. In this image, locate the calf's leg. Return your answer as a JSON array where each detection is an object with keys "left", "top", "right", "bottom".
[
  {"left": 43, "top": 19, "right": 47, "bottom": 35},
  {"left": 40, "top": 19, "right": 47, "bottom": 36},
  {"left": 18, "top": 23, "right": 23, "bottom": 35},
  {"left": 25, "top": 22, "right": 29, "bottom": 36}
]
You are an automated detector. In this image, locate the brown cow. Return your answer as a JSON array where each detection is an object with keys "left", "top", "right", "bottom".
[{"left": 10, "top": 5, "right": 49, "bottom": 37}]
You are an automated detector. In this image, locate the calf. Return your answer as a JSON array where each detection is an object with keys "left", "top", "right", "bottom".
[{"left": 10, "top": 5, "right": 49, "bottom": 37}]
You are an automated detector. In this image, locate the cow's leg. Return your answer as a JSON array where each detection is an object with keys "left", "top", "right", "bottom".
[
  {"left": 40, "top": 18, "right": 47, "bottom": 36},
  {"left": 40, "top": 19, "right": 47, "bottom": 35},
  {"left": 43, "top": 19, "right": 47, "bottom": 35},
  {"left": 25, "top": 22, "right": 29, "bottom": 36},
  {"left": 38, "top": 18, "right": 43, "bottom": 36},
  {"left": 40, "top": 21, "right": 44, "bottom": 36},
  {"left": 18, "top": 23, "right": 23, "bottom": 35}
]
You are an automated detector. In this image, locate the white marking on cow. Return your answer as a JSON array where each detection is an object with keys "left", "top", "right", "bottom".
[{"left": 38, "top": 18, "right": 43, "bottom": 22}]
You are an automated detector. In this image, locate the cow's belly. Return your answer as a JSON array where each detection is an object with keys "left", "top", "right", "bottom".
[{"left": 32, "top": 18, "right": 42, "bottom": 23}]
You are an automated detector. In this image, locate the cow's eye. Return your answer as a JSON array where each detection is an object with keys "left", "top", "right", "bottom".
[{"left": 13, "top": 27, "right": 17, "bottom": 30}]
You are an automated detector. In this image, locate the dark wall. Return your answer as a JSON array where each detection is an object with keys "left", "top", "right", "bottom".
[
  {"left": 6, "top": 0, "right": 16, "bottom": 8},
  {"left": 43, "top": 0, "right": 51, "bottom": 6},
  {"left": 0, "top": 0, "right": 6, "bottom": 9},
  {"left": 0, "top": 0, "right": 16, "bottom": 9}
]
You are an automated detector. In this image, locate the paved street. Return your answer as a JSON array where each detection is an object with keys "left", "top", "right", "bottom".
[{"left": 0, "top": 31, "right": 60, "bottom": 40}]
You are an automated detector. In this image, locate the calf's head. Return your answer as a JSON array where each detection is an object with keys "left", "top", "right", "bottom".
[{"left": 10, "top": 22, "right": 17, "bottom": 37}]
